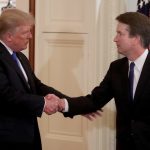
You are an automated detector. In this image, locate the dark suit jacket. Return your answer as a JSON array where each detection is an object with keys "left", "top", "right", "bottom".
[
  {"left": 65, "top": 51, "right": 150, "bottom": 150},
  {"left": 0, "top": 42, "right": 66, "bottom": 149}
]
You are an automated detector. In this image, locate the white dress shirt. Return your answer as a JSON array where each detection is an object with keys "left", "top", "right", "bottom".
[{"left": 128, "top": 49, "right": 148, "bottom": 98}]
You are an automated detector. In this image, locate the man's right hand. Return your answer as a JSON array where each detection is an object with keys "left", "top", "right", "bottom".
[{"left": 43, "top": 94, "right": 60, "bottom": 115}]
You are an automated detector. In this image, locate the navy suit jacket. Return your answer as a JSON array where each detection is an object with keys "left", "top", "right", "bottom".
[
  {"left": 65, "top": 51, "right": 150, "bottom": 150},
  {"left": 0, "top": 42, "right": 66, "bottom": 149}
]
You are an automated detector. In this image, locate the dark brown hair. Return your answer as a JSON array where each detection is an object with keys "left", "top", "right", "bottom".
[{"left": 116, "top": 12, "right": 150, "bottom": 48}]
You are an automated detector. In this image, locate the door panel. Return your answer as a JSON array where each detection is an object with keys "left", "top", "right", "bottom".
[{"left": 35, "top": 32, "right": 89, "bottom": 150}]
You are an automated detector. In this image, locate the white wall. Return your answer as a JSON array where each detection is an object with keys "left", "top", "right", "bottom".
[{"left": 125, "top": 0, "right": 138, "bottom": 11}]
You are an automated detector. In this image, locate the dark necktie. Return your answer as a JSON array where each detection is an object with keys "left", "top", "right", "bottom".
[{"left": 129, "top": 62, "right": 135, "bottom": 100}]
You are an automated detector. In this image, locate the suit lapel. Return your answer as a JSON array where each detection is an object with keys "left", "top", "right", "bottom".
[
  {"left": 17, "top": 53, "right": 36, "bottom": 93},
  {"left": 134, "top": 52, "right": 150, "bottom": 101},
  {"left": 0, "top": 43, "right": 31, "bottom": 91},
  {"left": 120, "top": 58, "right": 131, "bottom": 103}
]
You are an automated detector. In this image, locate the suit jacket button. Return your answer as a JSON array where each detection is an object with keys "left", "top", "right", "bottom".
[{"left": 130, "top": 132, "right": 134, "bottom": 136}]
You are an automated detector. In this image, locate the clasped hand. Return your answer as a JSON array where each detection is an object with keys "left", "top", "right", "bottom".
[
  {"left": 43, "top": 94, "right": 65, "bottom": 115},
  {"left": 43, "top": 94, "right": 103, "bottom": 120}
]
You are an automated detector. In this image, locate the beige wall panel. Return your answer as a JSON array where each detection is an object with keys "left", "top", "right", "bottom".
[
  {"left": 36, "top": 33, "right": 89, "bottom": 150},
  {"left": 16, "top": 0, "right": 29, "bottom": 12},
  {"left": 35, "top": 33, "right": 89, "bottom": 96},
  {"left": 36, "top": 0, "right": 89, "bottom": 33}
]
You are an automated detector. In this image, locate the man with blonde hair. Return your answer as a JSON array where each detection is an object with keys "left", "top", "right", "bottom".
[{"left": 0, "top": 8, "right": 66, "bottom": 150}]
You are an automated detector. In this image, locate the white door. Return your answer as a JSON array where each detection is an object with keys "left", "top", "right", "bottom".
[
  {"left": 34, "top": 0, "right": 125, "bottom": 149},
  {"left": 35, "top": 0, "right": 93, "bottom": 150}
]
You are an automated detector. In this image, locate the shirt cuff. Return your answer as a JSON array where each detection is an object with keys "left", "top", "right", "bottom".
[{"left": 62, "top": 98, "right": 69, "bottom": 112}]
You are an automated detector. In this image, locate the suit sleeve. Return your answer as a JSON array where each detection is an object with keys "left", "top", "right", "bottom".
[
  {"left": 19, "top": 52, "right": 69, "bottom": 99},
  {"left": 64, "top": 63, "right": 114, "bottom": 118}
]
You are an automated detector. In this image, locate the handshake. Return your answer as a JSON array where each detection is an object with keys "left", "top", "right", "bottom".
[
  {"left": 43, "top": 94, "right": 65, "bottom": 115},
  {"left": 43, "top": 94, "right": 103, "bottom": 120}
]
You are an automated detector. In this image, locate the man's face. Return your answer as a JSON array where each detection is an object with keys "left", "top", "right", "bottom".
[
  {"left": 8, "top": 25, "right": 32, "bottom": 51},
  {"left": 114, "top": 22, "right": 136, "bottom": 56}
]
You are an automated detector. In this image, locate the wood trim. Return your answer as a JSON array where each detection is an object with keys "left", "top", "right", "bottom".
[{"left": 29, "top": 0, "right": 35, "bottom": 70}]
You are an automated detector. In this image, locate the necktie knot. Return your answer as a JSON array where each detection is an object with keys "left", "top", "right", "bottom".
[
  {"left": 12, "top": 52, "right": 17, "bottom": 60},
  {"left": 12, "top": 52, "right": 19, "bottom": 66},
  {"left": 130, "top": 62, "right": 135, "bottom": 70}
]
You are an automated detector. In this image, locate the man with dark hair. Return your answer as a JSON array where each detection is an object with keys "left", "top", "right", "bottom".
[{"left": 56, "top": 12, "right": 150, "bottom": 150}]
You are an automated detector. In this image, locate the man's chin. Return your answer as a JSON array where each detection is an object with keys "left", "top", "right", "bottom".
[
  {"left": 23, "top": 45, "right": 28, "bottom": 50},
  {"left": 117, "top": 48, "right": 122, "bottom": 54},
  {"left": 18, "top": 47, "right": 27, "bottom": 51}
]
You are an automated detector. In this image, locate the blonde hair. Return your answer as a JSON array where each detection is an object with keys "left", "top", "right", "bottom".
[{"left": 0, "top": 8, "right": 34, "bottom": 38}]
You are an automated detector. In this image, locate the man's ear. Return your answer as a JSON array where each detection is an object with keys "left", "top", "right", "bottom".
[{"left": 135, "top": 35, "right": 141, "bottom": 43}]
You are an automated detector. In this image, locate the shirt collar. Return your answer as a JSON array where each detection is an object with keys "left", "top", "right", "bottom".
[
  {"left": 0, "top": 40, "right": 13, "bottom": 55},
  {"left": 129, "top": 49, "right": 149, "bottom": 72}
]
